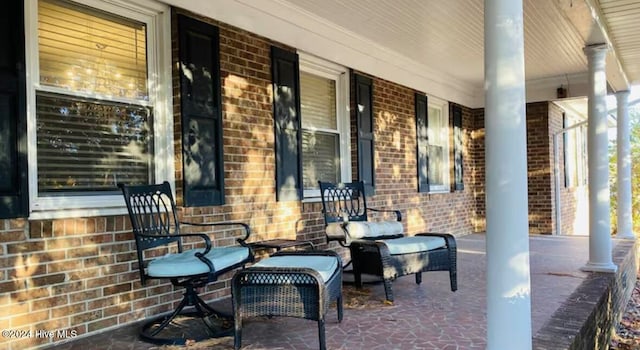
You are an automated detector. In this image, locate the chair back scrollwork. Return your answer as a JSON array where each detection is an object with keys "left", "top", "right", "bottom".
[
  {"left": 119, "top": 181, "right": 182, "bottom": 282},
  {"left": 318, "top": 181, "right": 368, "bottom": 224}
]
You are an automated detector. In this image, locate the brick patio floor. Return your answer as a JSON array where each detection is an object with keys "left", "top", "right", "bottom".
[{"left": 44, "top": 234, "right": 633, "bottom": 350}]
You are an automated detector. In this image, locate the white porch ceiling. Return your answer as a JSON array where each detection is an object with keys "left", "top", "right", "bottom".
[
  {"left": 286, "top": 0, "right": 590, "bottom": 86},
  {"left": 280, "top": 0, "right": 637, "bottom": 96},
  {"left": 165, "top": 0, "right": 640, "bottom": 108},
  {"left": 599, "top": 0, "right": 640, "bottom": 86}
]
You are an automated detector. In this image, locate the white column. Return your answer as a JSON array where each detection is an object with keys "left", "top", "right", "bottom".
[
  {"left": 582, "top": 44, "right": 618, "bottom": 272},
  {"left": 616, "top": 90, "right": 635, "bottom": 239},
  {"left": 484, "top": 1, "right": 532, "bottom": 349}
]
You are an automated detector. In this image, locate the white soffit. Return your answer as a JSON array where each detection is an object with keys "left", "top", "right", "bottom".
[
  {"left": 164, "top": 0, "right": 637, "bottom": 107},
  {"left": 598, "top": 0, "right": 640, "bottom": 86},
  {"left": 558, "top": 0, "right": 632, "bottom": 91},
  {"left": 264, "top": 0, "right": 592, "bottom": 106}
]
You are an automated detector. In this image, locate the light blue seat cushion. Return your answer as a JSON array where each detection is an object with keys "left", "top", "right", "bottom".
[
  {"left": 346, "top": 221, "right": 404, "bottom": 239},
  {"left": 147, "top": 246, "right": 250, "bottom": 278},
  {"left": 254, "top": 255, "right": 339, "bottom": 283},
  {"left": 325, "top": 221, "right": 404, "bottom": 244},
  {"left": 381, "top": 236, "right": 447, "bottom": 255}
]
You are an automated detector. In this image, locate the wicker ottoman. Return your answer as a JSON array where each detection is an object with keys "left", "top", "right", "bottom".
[
  {"left": 231, "top": 250, "right": 343, "bottom": 350},
  {"left": 349, "top": 233, "right": 457, "bottom": 302}
]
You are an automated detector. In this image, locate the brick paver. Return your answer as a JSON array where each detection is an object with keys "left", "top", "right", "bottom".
[{"left": 47, "top": 234, "right": 633, "bottom": 350}]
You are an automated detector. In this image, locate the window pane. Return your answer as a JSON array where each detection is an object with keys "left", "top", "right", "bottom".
[
  {"left": 302, "top": 130, "right": 340, "bottom": 190},
  {"left": 38, "top": 0, "right": 148, "bottom": 100},
  {"left": 36, "top": 92, "right": 153, "bottom": 193},
  {"left": 300, "top": 72, "right": 336, "bottom": 130},
  {"left": 428, "top": 145, "right": 444, "bottom": 186},
  {"left": 568, "top": 128, "right": 578, "bottom": 187},
  {"left": 428, "top": 106, "right": 443, "bottom": 144},
  {"left": 579, "top": 126, "right": 588, "bottom": 184}
]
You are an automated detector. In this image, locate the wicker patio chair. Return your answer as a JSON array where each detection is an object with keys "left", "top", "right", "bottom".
[
  {"left": 319, "top": 181, "right": 457, "bottom": 302},
  {"left": 232, "top": 250, "right": 343, "bottom": 350},
  {"left": 119, "top": 181, "right": 254, "bottom": 345}
]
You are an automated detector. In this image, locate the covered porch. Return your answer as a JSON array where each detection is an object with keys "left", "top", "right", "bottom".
[{"left": 47, "top": 234, "right": 639, "bottom": 350}]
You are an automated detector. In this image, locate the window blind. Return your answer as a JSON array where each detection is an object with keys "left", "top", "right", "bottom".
[
  {"left": 428, "top": 105, "right": 446, "bottom": 187},
  {"left": 36, "top": 92, "right": 153, "bottom": 193},
  {"left": 38, "top": 0, "right": 148, "bottom": 100},
  {"left": 300, "top": 71, "right": 336, "bottom": 129},
  {"left": 300, "top": 71, "right": 340, "bottom": 190},
  {"left": 302, "top": 131, "right": 340, "bottom": 189}
]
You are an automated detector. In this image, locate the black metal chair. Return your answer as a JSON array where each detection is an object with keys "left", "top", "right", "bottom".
[
  {"left": 119, "top": 181, "right": 254, "bottom": 345},
  {"left": 319, "top": 181, "right": 457, "bottom": 302}
]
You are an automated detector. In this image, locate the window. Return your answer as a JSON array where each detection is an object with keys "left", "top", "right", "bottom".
[
  {"left": 427, "top": 96, "right": 450, "bottom": 192},
  {"left": 26, "top": 0, "right": 172, "bottom": 218},
  {"left": 299, "top": 53, "right": 350, "bottom": 199},
  {"left": 563, "top": 114, "right": 587, "bottom": 188}
]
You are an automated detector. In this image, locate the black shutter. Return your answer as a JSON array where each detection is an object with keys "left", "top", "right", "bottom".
[
  {"left": 271, "top": 46, "right": 302, "bottom": 201},
  {"left": 452, "top": 105, "right": 464, "bottom": 191},
  {"left": 415, "top": 93, "right": 430, "bottom": 193},
  {"left": 355, "top": 74, "right": 375, "bottom": 196},
  {"left": 0, "top": 0, "right": 28, "bottom": 219},
  {"left": 178, "top": 15, "right": 225, "bottom": 207}
]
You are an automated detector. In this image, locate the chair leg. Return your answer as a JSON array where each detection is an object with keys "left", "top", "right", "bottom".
[
  {"left": 194, "top": 294, "right": 218, "bottom": 314},
  {"left": 234, "top": 317, "right": 242, "bottom": 350},
  {"left": 144, "top": 295, "right": 190, "bottom": 338},
  {"left": 450, "top": 267, "right": 458, "bottom": 292},
  {"left": 383, "top": 278, "right": 394, "bottom": 302},
  {"left": 139, "top": 285, "right": 233, "bottom": 345},
  {"left": 191, "top": 290, "right": 233, "bottom": 337},
  {"left": 317, "top": 318, "right": 326, "bottom": 350},
  {"left": 415, "top": 272, "right": 422, "bottom": 285},
  {"left": 337, "top": 295, "right": 343, "bottom": 322},
  {"left": 354, "top": 271, "right": 363, "bottom": 289}
]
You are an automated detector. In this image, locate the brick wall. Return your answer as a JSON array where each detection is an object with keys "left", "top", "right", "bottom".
[
  {"left": 362, "top": 77, "right": 478, "bottom": 235},
  {"left": 470, "top": 108, "right": 486, "bottom": 232},
  {"left": 0, "top": 9, "right": 481, "bottom": 349},
  {"left": 526, "top": 102, "right": 554, "bottom": 235},
  {"left": 467, "top": 102, "right": 564, "bottom": 234},
  {"left": 533, "top": 239, "right": 639, "bottom": 350}
]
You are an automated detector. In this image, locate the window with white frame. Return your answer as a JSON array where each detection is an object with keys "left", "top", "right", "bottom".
[
  {"left": 27, "top": 0, "right": 172, "bottom": 217},
  {"left": 563, "top": 114, "right": 587, "bottom": 188},
  {"left": 299, "top": 54, "right": 350, "bottom": 199},
  {"left": 427, "top": 97, "right": 450, "bottom": 192}
]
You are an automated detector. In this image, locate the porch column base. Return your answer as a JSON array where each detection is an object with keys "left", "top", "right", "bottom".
[
  {"left": 580, "top": 262, "right": 618, "bottom": 273},
  {"left": 615, "top": 232, "right": 636, "bottom": 239}
]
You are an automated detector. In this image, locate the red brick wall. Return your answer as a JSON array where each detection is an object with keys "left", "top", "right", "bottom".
[
  {"left": 0, "top": 9, "right": 480, "bottom": 349},
  {"left": 470, "top": 108, "right": 487, "bottom": 232},
  {"left": 526, "top": 102, "right": 554, "bottom": 235},
  {"left": 548, "top": 102, "right": 564, "bottom": 235},
  {"left": 526, "top": 101, "right": 584, "bottom": 236},
  {"left": 467, "top": 102, "right": 578, "bottom": 236},
  {"left": 362, "top": 77, "right": 478, "bottom": 235}
]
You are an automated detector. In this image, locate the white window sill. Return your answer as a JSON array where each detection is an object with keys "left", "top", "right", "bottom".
[
  {"left": 29, "top": 206, "right": 129, "bottom": 220},
  {"left": 302, "top": 196, "right": 322, "bottom": 204},
  {"left": 29, "top": 189, "right": 136, "bottom": 219}
]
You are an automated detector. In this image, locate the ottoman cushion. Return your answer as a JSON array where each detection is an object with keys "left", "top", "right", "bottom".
[{"left": 254, "top": 255, "right": 339, "bottom": 283}]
